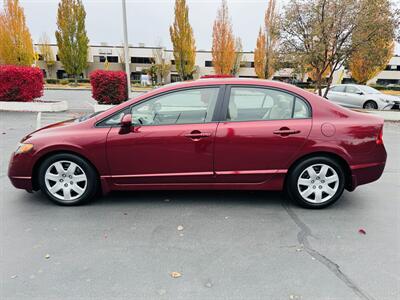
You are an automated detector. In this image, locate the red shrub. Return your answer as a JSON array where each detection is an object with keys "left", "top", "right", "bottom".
[
  {"left": 90, "top": 70, "right": 128, "bottom": 104},
  {"left": 0, "top": 65, "right": 44, "bottom": 102}
]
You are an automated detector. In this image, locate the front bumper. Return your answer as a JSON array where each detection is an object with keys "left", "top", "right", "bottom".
[{"left": 8, "top": 152, "right": 34, "bottom": 192}]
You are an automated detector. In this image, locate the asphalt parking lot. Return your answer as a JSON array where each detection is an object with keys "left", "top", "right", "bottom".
[{"left": 0, "top": 111, "right": 399, "bottom": 300}]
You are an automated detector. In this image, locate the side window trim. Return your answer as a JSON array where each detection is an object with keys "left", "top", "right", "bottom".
[
  {"left": 95, "top": 85, "right": 225, "bottom": 127},
  {"left": 220, "top": 85, "right": 312, "bottom": 122}
]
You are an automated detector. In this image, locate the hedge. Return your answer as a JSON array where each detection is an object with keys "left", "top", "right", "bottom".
[
  {"left": 90, "top": 70, "right": 128, "bottom": 104},
  {"left": 0, "top": 65, "right": 44, "bottom": 102}
]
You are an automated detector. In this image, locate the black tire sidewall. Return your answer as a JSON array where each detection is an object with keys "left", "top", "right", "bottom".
[
  {"left": 363, "top": 100, "right": 377, "bottom": 109},
  {"left": 287, "top": 156, "right": 345, "bottom": 209},
  {"left": 38, "top": 153, "right": 98, "bottom": 205}
]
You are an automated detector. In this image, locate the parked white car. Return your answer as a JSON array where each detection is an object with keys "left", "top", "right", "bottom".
[{"left": 322, "top": 84, "right": 400, "bottom": 110}]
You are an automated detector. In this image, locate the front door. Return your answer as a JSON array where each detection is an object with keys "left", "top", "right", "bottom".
[
  {"left": 214, "top": 86, "right": 312, "bottom": 183},
  {"left": 106, "top": 87, "right": 222, "bottom": 185}
]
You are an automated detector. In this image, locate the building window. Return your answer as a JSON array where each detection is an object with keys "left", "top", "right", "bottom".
[
  {"left": 171, "top": 60, "right": 175, "bottom": 65},
  {"left": 93, "top": 55, "right": 106, "bottom": 63},
  {"left": 239, "top": 61, "right": 254, "bottom": 68},
  {"left": 107, "top": 56, "right": 118, "bottom": 63},
  {"left": 131, "top": 72, "right": 141, "bottom": 82},
  {"left": 131, "top": 57, "right": 153, "bottom": 64},
  {"left": 170, "top": 74, "right": 181, "bottom": 83},
  {"left": 205, "top": 61, "right": 213, "bottom": 67}
]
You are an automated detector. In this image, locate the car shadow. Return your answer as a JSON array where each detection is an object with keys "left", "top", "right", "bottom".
[
  {"left": 26, "top": 188, "right": 360, "bottom": 212},
  {"left": 27, "top": 189, "right": 286, "bottom": 208}
]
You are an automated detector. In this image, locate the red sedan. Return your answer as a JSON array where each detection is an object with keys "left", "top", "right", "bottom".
[{"left": 8, "top": 78, "right": 387, "bottom": 208}]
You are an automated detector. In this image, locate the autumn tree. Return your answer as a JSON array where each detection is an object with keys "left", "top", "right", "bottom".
[
  {"left": 349, "top": 0, "right": 396, "bottom": 84},
  {"left": 254, "top": 28, "right": 266, "bottom": 78},
  {"left": 0, "top": 0, "right": 34, "bottom": 65},
  {"left": 211, "top": 0, "right": 235, "bottom": 75},
  {"left": 281, "top": 0, "right": 398, "bottom": 96},
  {"left": 254, "top": 0, "right": 279, "bottom": 79},
  {"left": 55, "top": 0, "right": 89, "bottom": 84},
  {"left": 170, "top": 0, "right": 196, "bottom": 80},
  {"left": 38, "top": 33, "right": 56, "bottom": 78},
  {"left": 231, "top": 37, "right": 243, "bottom": 76}
]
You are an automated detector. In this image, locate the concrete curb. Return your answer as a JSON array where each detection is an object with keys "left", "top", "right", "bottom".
[{"left": 0, "top": 100, "right": 68, "bottom": 112}]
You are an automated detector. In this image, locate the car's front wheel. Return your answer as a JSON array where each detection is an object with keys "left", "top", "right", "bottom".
[
  {"left": 286, "top": 156, "right": 345, "bottom": 208},
  {"left": 38, "top": 153, "right": 98, "bottom": 205},
  {"left": 363, "top": 100, "right": 378, "bottom": 110}
]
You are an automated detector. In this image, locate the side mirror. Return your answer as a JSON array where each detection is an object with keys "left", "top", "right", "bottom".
[
  {"left": 357, "top": 91, "right": 364, "bottom": 95},
  {"left": 120, "top": 114, "right": 132, "bottom": 128}
]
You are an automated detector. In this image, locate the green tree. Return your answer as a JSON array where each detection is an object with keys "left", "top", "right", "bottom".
[
  {"left": 0, "top": 0, "right": 34, "bottom": 66},
  {"left": 55, "top": 0, "right": 89, "bottom": 84},
  {"left": 170, "top": 0, "right": 196, "bottom": 80},
  {"left": 349, "top": 0, "right": 396, "bottom": 84},
  {"left": 38, "top": 33, "right": 56, "bottom": 78}
]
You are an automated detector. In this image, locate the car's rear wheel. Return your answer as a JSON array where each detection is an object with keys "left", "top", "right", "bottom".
[
  {"left": 38, "top": 153, "right": 98, "bottom": 205},
  {"left": 363, "top": 100, "right": 378, "bottom": 110},
  {"left": 286, "top": 156, "right": 345, "bottom": 208}
]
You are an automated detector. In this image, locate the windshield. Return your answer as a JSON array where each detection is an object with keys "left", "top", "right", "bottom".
[
  {"left": 358, "top": 85, "right": 381, "bottom": 94},
  {"left": 74, "top": 111, "right": 102, "bottom": 123}
]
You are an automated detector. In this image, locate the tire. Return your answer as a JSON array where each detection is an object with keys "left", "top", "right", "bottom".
[
  {"left": 38, "top": 153, "right": 98, "bottom": 205},
  {"left": 363, "top": 100, "right": 378, "bottom": 110},
  {"left": 286, "top": 156, "right": 345, "bottom": 209}
]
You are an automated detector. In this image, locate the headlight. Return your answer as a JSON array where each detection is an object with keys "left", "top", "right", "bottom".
[
  {"left": 15, "top": 143, "right": 34, "bottom": 154},
  {"left": 380, "top": 98, "right": 392, "bottom": 104}
]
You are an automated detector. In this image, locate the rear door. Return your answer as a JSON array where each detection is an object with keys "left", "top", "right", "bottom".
[
  {"left": 214, "top": 86, "right": 312, "bottom": 183},
  {"left": 344, "top": 85, "right": 365, "bottom": 108},
  {"left": 326, "top": 85, "right": 347, "bottom": 106}
]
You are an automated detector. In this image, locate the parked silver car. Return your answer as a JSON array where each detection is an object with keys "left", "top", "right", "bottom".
[{"left": 322, "top": 84, "right": 400, "bottom": 110}]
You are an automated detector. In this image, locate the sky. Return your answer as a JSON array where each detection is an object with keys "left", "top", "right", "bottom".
[{"left": 9, "top": 0, "right": 400, "bottom": 54}]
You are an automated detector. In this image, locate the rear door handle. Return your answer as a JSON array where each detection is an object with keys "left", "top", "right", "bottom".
[
  {"left": 184, "top": 130, "right": 211, "bottom": 139},
  {"left": 273, "top": 129, "right": 301, "bottom": 136}
]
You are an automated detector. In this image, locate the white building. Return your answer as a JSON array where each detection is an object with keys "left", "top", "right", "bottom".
[{"left": 34, "top": 43, "right": 400, "bottom": 85}]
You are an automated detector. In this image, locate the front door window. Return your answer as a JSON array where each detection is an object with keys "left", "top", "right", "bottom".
[{"left": 131, "top": 88, "right": 220, "bottom": 126}]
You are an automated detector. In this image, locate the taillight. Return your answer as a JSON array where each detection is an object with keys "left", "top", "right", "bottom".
[{"left": 376, "top": 128, "right": 383, "bottom": 145}]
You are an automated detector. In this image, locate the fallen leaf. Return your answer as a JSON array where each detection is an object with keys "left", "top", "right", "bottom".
[
  {"left": 358, "top": 229, "right": 366, "bottom": 235},
  {"left": 123, "top": 212, "right": 128, "bottom": 215},
  {"left": 205, "top": 281, "right": 213, "bottom": 288},
  {"left": 170, "top": 271, "right": 182, "bottom": 278},
  {"left": 177, "top": 225, "right": 184, "bottom": 231},
  {"left": 45, "top": 254, "right": 50, "bottom": 259},
  {"left": 11, "top": 275, "right": 17, "bottom": 279}
]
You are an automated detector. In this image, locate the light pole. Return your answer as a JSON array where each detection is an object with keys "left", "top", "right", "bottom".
[{"left": 122, "top": 0, "right": 132, "bottom": 98}]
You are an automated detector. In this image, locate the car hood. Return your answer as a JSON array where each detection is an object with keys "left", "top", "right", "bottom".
[
  {"left": 371, "top": 93, "right": 400, "bottom": 102},
  {"left": 20, "top": 118, "right": 77, "bottom": 143}
]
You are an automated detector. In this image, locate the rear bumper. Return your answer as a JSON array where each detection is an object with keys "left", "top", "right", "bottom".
[{"left": 350, "top": 161, "right": 386, "bottom": 190}]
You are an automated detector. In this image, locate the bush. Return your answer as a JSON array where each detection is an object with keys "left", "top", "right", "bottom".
[
  {"left": 0, "top": 65, "right": 44, "bottom": 102},
  {"left": 46, "top": 79, "right": 59, "bottom": 84},
  {"left": 59, "top": 79, "right": 69, "bottom": 85},
  {"left": 90, "top": 70, "right": 127, "bottom": 104}
]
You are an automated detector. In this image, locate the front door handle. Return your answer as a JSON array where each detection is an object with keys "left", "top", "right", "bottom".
[
  {"left": 273, "top": 128, "right": 301, "bottom": 136},
  {"left": 184, "top": 130, "right": 211, "bottom": 139}
]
